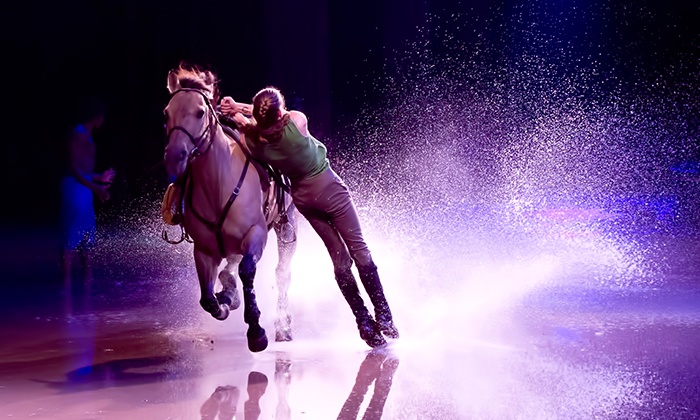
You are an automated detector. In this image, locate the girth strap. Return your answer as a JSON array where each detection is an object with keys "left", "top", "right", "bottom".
[
  {"left": 214, "top": 157, "right": 251, "bottom": 257},
  {"left": 185, "top": 155, "right": 251, "bottom": 258}
]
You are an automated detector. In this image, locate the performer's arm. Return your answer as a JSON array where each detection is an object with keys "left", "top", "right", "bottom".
[
  {"left": 288, "top": 111, "right": 310, "bottom": 137},
  {"left": 236, "top": 102, "right": 253, "bottom": 115},
  {"left": 220, "top": 96, "right": 252, "bottom": 116},
  {"left": 68, "top": 132, "right": 110, "bottom": 201}
]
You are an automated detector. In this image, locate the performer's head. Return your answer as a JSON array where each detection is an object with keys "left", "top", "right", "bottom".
[
  {"left": 253, "top": 87, "right": 285, "bottom": 130},
  {"left": 78, "top": 95, "right": 106, "bottom": 129}
]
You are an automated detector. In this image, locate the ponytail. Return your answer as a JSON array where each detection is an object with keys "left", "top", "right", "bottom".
[{"left": 259, "top": 113, "right": 289, "bottom": 143}]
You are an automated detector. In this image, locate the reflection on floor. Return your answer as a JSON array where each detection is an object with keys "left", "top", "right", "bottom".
[{"left": 1, "top": 226, "right": 700, "bottom": 419}]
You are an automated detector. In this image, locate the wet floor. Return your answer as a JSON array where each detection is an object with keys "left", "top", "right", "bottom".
[{"left": 1, "top": 221, "right": 699, "bottom": 419}]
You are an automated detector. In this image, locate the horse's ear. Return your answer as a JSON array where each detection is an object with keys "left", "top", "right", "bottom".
[
  {"left": 202, "top": 71, "right": 216, "bottom": 85},
  {"left": 167, "top": 70, "right": 180, "bottom": 94},
  {"left": 202, "top": 71, "right": 219, "bottom": 103}
]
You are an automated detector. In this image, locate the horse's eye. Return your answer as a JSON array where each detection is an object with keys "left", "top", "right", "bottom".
[{"left": 196, "top": 109, "right": 205, "bottom": 119}]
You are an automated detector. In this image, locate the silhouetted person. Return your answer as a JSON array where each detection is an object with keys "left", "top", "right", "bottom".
[{"left": 60, "top": 96, "right": 115, "bottom": 308}]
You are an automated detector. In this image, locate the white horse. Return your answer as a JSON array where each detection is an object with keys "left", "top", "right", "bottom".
[{"left": 162, "top": 65, "right": 297, "bottom": 352}]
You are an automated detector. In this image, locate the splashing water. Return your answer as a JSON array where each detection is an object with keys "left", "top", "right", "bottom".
[
  {"left": 74, "top": 6, "right": 700, "bottom": 418},
  {"left": 331, "top": 7, "right": 699, "bottom": 296},
  {"left": 313, "top": 9, "right": 698, "bottom": 416}
]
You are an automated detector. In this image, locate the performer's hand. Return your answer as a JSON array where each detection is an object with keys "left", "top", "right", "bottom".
[
  {"left": 97, "top": 168, "right": 116, "bottom": 185},
  {"left": 220, "top": 96, "right": 237, "bottom": 115}
]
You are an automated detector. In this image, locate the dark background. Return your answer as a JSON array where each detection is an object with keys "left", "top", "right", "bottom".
[{"left": 0, "top": 0, "right": 697, "bottom": 228}]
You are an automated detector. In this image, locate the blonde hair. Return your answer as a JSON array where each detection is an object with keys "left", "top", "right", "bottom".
[
  {"left": 168, "top": 62, "right": 220, "bottom": 103},
  {"left": 239, "top": 86, "right": 289, "bottom": 143}
]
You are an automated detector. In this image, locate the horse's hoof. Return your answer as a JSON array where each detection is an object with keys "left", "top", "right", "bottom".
[
  {"left": 218, "top": 272, "right": 240, "bottom": 310},
  {"left": 275, "top": 329, "right": 293, "bottom": 342},
  {"left": 247, "top": 326, "right": 268, "bottom": 352},
  {"left": 358, "top": 318, "right": 387, "bottom": 348},
  {"left": 216, "top": 289, "right": 240, "bottom": 311},
  {"left": 201, "top": 297, "right": 229, "bottom": 320},
  {"left": 213, "top": 304, "right": 230, "bottom": 321},
  {"left": 274, "top": 316, "right": 292, "bottom": 342}
]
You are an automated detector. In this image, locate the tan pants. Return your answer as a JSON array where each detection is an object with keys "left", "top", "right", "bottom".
[{"left": 291, "top": 168, "right": 372, "bottom": 271}]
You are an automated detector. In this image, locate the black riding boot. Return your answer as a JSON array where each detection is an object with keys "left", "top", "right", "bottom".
[
  {"left": 335, "top": 268, "right": 386, "bottom": 348},
  {"left": 357, "top": 262, "right": 399, "bottom": 339}
]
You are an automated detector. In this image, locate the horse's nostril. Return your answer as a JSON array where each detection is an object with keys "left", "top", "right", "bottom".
[{"left": 165, "top": 148, "right": 187, "bottom": 163}]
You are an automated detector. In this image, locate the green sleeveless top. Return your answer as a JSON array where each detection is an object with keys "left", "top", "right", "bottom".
[{"left": 245, "top": 118, "right": 329, "bottom": 181}]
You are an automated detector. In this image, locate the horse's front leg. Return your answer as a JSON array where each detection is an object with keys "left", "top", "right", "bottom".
[
  {"left": 216, "top": 255, "right": 242, "bottom": 311},
  {"left": 194, "top": 247, "right": 229, "bottom": 320},
  {"left": 274, "top": 205, "right": 298, "bottom": 342},
  {"left": 240, "top": 225, "right": 268, "bottom": 352}
]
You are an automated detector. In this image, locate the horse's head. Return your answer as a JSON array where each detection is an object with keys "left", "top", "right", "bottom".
[{"left": 163, "top": 65, "right": 220, "bottom": 179}]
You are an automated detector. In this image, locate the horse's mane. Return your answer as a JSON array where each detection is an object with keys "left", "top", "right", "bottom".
[{"left": 168, "top": 63, "right": 220, "bottom": 101}]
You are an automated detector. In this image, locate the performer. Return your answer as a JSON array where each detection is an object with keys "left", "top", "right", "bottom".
[{"left": 220, "top": 87, "right": 398, "bottom": 348}]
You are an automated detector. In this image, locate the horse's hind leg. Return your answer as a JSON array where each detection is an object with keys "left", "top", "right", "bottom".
[
  {"left": 273, "top": 240, "right": 295, "bottom": 342},
  {"left": 216, "top": 255, "right": 242, "bottom": 311},
  {"left": 273, "top": 205, "right": 298, "bottom": 342},
  {"left": 239, "top": 225, "right": 268, "bottom": 352},
  {"left": 194, "top": 247, "right": 230, "bottom": 320}
]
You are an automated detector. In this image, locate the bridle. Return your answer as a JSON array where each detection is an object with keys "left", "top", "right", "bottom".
[
  {"left": 165, "top": 88, "right": 219, "bottom": 159},
  {"left": 161, "top": 87, "right": 218, "bottom": 245},
  {"left": 162, "top": 87, "right": 255, "bottom": 256}
]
